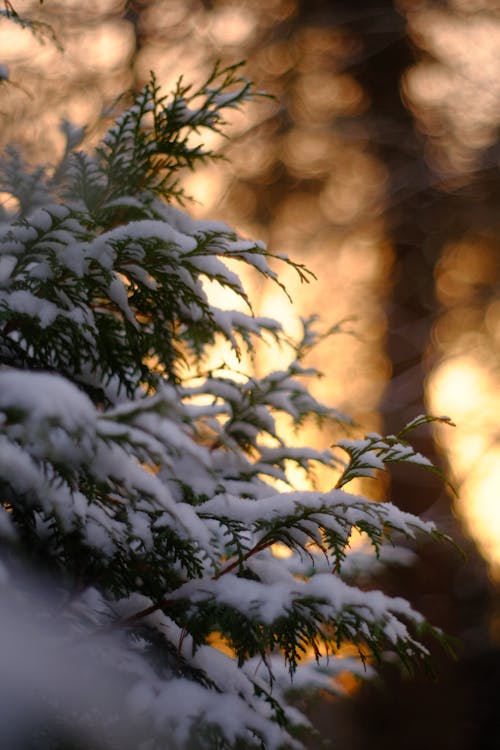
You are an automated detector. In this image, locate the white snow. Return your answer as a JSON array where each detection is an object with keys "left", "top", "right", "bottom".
[
  {"left": 108, "top": 275, "right": 139, "bottom": 328},
  {"left": 0, "top": 76, "right": 446, "bottom": 750},
  {"left": 92, "top": 220, "right": 198, "bottom": 256},
  {"left": 0, "top": 254, "right": 16, "bottom": 283},
  {"left": 0, "top": 370, "right": 95, "bottom": 434}
]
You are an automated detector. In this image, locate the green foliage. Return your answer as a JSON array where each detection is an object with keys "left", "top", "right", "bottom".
[{"left": 0, "top": 62, "right": 454, "bottom": 749}]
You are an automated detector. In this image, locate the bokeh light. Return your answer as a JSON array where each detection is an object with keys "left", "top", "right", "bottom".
[{"left": 3, "top": 0, "right": 500, "bottom": 616}]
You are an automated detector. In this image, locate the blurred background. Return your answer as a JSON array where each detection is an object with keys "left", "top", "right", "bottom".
[{"left": 1, "top": 1, "right": 500, "bottom": 747}]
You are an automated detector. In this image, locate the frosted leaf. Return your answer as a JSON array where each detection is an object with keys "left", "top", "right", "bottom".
[
  {"left": 0, "top": 62, "right": 452, "bottom": 750},
  {"left": 0, "top": 255, "right": 16, "bottom": 284},
  {"left": 0, "top": 370, "right": 95, "bottom": 436},
  {"left": 108, "top": 275, "right": 139, "bottom": 329}
]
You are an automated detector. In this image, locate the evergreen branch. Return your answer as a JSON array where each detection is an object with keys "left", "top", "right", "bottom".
[
  {"left": 334, "top": 414, "right": 457, "bottom": 492},
  {"left": 0, "top": 58, "right": 456, "bottom": 749}
]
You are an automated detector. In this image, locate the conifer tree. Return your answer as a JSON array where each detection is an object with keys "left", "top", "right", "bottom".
[{"left": 0, "top": 61, "right": 453, "bottom": 749}]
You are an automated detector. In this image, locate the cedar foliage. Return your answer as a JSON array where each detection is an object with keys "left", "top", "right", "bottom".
[{"left": 0, "top": 61, "right": 453, "bottom": 749}]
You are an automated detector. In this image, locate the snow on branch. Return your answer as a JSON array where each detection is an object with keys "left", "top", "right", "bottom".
[{"left": 0, "top": 62, "right": 456, "bottom": 750}]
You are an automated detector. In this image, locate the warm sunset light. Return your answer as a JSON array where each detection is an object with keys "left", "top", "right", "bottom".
[
  {"left": 404, "top": 3, "right": 500, "bottom": 171},
  {"left": 429, "top": 355, "right": 500, "bottom": 579},
  {"left": 465, "top": 452, "right": 500, "bottom": 573},
  {"left": 2, "top": 2, "right": 500, "bottom": 747},
  {"left": 1, "top": 0, "right": 495, "bottom": 553},
  {"left": 271, "top": 542, "right": 294, "bottom": 559}
]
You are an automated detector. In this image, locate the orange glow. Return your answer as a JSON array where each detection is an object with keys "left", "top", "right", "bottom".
[
  {"left": 0, "top": 192, "right": 20, "bottom": 213},
  {"left": 182, "top": 166, "right": 229, "bottom": 215},
  {"left": 228, "top": 130, "right": 277, "bottom": 182},
  {"left": 429, "top": 230, "right": 500, "bottom": 579},
  {"left": 291, "top": 72, "right": 366, "bottom": 123},
  {"left": 464, "top": 452, "right": 500, "bottom": 572},
  {"left": 0, "top": 0, "right": 390, "bottom": 461},
  {"left": 256, "top": 40, "right": 296, "bottom": 78},
  {"left": 5, "top": 0, "right": 500, "bottom": 634},
  {"left": 294, "top": 27, "right": 362, "bottom": 74},
  {"left": 429, "top": 356, "right": 500, "bottom": 579},
  {"left": 428, "top": 357, "right": 491, "bottom": 425},
  {"left": 271, "top": 543, "right": 294, "bottom": 559},
  {"left": 206, "top": 631, "right": 236, "bottom": 658},
  {"left": 435, "top": 239, "right": 497, "bottom": 306},
  {"left": 485, "top": 300, "right": 500, "bottom": 346},
  {"left": 319, "top": 153, "right": 388, "bottom": 225},
  {"left": 207, "top": 6, "right": 257, "bottom": 46},
  {"left": 67, "top": 21, "right": 135, "bottom": 73},
  {"left": 334, "top": 670, "right": 364, "bottom": 696},
  {"left": 405, "top": 6, "right": 500, "bottom": 171},
  {"left": 282, "top": 128, "right": 337, "bottom": 178},
  {"left": 0, "top": 21, "right": 42, "bottom": 59}
]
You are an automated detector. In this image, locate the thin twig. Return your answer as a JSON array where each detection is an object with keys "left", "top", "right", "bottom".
[{"left": 110, "top": 537, "right": 275, "bottom": 629}]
